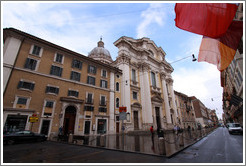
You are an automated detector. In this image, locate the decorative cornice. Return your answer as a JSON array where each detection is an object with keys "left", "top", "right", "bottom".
[
  {"left": 3, "top": 107, "right": 35, "bottom": 113},
  {"left": 160, "top": 72, "right": 166, "bottom": 80},
  {"left": 138, "top": 62, "right": 150, "bottom": 72},
  {"left": 60, "top": 97, "right": 84, "bottom": 104},
  {"left": 166, "top": 77, "right": 173, "bottom": 84}
]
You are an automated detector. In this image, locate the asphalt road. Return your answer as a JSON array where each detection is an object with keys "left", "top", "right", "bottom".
[
  {"left": 3, "top": 127, "right": 243, "bottom": 164},
  {"left": 166, "top": 127, "right": 243, "bottom": 163}
]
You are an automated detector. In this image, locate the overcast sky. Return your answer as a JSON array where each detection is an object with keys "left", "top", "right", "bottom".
[{"left": 2, "top": 2, "right": 224, "bottom": 119}]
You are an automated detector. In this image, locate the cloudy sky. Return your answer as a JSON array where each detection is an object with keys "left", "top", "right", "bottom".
[{"left": 2, "top": 2, "right": 223, "bottom": 119}]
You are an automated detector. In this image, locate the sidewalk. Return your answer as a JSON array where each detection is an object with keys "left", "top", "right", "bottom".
[{"left": 53, "top": 127, "right": 216, "bottom": 157}]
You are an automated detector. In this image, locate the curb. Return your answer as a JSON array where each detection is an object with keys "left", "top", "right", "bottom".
[{"left": 166, "top": 129, "right": 216, "bottom": 158}]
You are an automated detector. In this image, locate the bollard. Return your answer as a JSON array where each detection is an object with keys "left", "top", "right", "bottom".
[
  {"left": 68, "top": 133, "right": 73, "bottom": 143},
  {"left": 179, "top": 132, "right": 184, "bottom": 146},
  {"left": 100, "top": 134, "right": 105, "bottom": 147},
  {"left": 158, "top": 137, "right": 166, "bottom": 155}
]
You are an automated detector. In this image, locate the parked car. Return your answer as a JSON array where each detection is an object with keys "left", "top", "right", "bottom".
[
  {"left": 3, "top": 130, "right": 47, "bottom": 145},
  {"left": 227, "top": 123, "right": 243, "bottom": 135}
]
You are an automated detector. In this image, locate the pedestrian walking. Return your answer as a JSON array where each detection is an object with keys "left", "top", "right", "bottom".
[
  {"left": 187, "top": 125, "right": 191, "bottom": 138},
  {"left": 59, "top": 126, "right": 63, "bottom": 135},
  {"left": 150, "top": 126, "right": 154, "bottom": 141},
  {"left": 174, "top": 125, "right": 178, "bottom": 135}
]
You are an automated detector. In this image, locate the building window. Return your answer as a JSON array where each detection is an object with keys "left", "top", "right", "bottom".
[
  {"left": 116, "top": 98, "right": 119, "bottom": 108},
  {"left": 46, "top": 86, "right": 59, "bottom": 95},
  {"left": 86, "top": 93, "right": 93, "bottom": 104},
  {"left": 55, "top": 53, "right": 63, "bottom": 64},
  {"left": 87, "top": 76, "right": 96, "bottom": 86},
  {"left": 68, "top": 90, "right": 79, "bottom": 98},
  {"left": 101, "top": 69, "right": 107, "bottom": 78},
  {"left": 84, "top": 106, "right": 94, "bottom": 111},
  {"left": 17, "top": 81, "right": 35, "bottom": 91},
  {"left": 24, "top": 58, "right": 38, "bottom": 70},
  {"left": 132, "top": 69, "right": 136, "bottom": 82},
  {"left": 133, "top": 91, "right": 138, "bottom": 100},
  {"left": 50, "top": 65, "right": 63, "bottom": 77},
  {"left": 88, "top": 65, "right": 97, "bottom": 74},
  {"left": 30, "top": 45, "right": 42, "bottom": 56},
  {"left": 72, "top": 59, "right": 82, "bottom": 70},
  {"left": 17, "top": 97, "right": 27, "bottom": 105},
  {"left": 100, "top": 80, "right": 108, "bottom": 88},
  {"left": 45, "top": 101, "right": 54, "bottom": 108},
  {"left": 14, "top": 96, "right": 30, "bottom": 109},
  {"left": 116, "top": 82, "right": 119, "bottom": 91},
  {"left": 151, "top": 72, "right": 156, "bottom": 87},
  {"left": 70, "top": 71, "right": 81, "bottom": 81},
  {"left": 100, "top": 96, "right": 106, "bottom": 106},
  {"left": 99, "top": 107, "right": 107, "bottom": 113}
]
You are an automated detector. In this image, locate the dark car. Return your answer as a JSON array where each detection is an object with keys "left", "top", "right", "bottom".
[{"left": 3, "top": 130, "right": 47, "bottom": 145}]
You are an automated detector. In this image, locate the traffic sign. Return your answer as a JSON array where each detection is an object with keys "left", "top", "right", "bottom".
[
  {"left": 119, "top": 112, "right": 127, "bottom": 120},
  {"left": 119, "top": 107, "right": 127, "bottom": 112},
  {"left": 29, "top": 116, "right": 38, "bottom": 123}
]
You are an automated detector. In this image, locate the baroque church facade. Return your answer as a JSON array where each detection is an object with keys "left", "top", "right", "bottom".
[{"left": 3, "top": 28, "right": 178, "bottom": 138}]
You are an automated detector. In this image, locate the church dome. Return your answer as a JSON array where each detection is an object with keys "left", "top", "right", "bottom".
[{"left": 88, "top": 38, "right": 113, "bottom": 64}]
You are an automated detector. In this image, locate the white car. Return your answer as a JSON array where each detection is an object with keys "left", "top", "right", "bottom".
[{"left": 227, "top": 123, "right": 243, "bottom": 135}]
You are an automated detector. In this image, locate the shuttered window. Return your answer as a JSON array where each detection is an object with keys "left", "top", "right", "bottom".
[
  {"left": 72, "top": 59, "right": 82, "bottom": 69},
  {"left": 46, "top": 86, "right": 59, "bottom": 94},
  {"left": 70, "top": 71, "right": 81, "bottom": 81},
  {"left": 17, "top": 81, "right": 35, "bottom": 90},
  {"left": 50, "top": 65, "right": 63, "bottom": 77},
  {"left": 24, "top": 58, "right": 37, "bottom": 70},
  {"left": 87, "top": 76, "right": 96, "bottom": 85}
]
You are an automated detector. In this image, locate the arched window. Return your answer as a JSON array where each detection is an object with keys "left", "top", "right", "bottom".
[
  {"left": 116, "top": 98, "right": 119, "bottom": 108},
  {"left": 116, "top": 82, "right": 119, "bottom": 91}
]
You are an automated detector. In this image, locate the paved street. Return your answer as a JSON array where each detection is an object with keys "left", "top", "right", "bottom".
[
  {"left": 166, "top": 127, "right": 243, "bottom": 163},
  {"left": 3, "top": 127, "right": 243, "bottom": 163},
  {"left": 3, "top": 141, "right": 166, "bottom": 163}
]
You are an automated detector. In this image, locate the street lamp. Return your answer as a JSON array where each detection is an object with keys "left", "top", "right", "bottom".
[{"left": 170, "top": 54, "right": 197, "bottom": 64}]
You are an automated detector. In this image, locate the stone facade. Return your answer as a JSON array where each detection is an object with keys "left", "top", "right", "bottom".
[{"left": 113, "top": 37, "right": 178, "bottom": 131}]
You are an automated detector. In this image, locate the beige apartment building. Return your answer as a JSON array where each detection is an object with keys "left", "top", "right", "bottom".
[
  {"left": 174, "top": 91, "right": 196, "bottom": 129},
  {"left": 3, "top": 28, "right": 122, "bottom": 137},
  {"left": 191, "top": 96, "right": 210, "bottom": 128}
]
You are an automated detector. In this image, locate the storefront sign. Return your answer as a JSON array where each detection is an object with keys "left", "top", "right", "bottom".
[{"left": 29, "top": 116, "right": 38, "bottom": 123}]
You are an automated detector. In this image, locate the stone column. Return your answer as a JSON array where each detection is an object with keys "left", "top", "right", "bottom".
[
  {"left": 160, "top": 73, "right": 171, "bottom": 124},
  {"left": 109, "top": 71, "right": 115, "bottom": 134},
  {"left": 139, "top": 63, "right": 153, "bottom": 129},
  {"left": 167, "top": 77, "right": 178, "bottom": 124}
]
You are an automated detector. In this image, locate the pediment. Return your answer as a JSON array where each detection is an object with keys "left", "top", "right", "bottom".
[
  {"left": 151, "top": 95, "right": 163, "bottom": 103},
  {"left": 131, "top": 102, "right": 142, "bottom": 108}
]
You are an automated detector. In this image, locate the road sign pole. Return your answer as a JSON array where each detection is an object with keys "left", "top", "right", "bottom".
[{"left": 30, "top": 122, "right": 34, "bottom": 131}]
